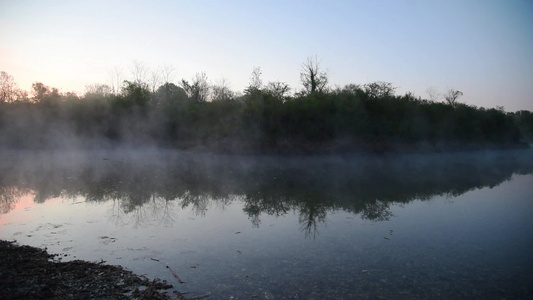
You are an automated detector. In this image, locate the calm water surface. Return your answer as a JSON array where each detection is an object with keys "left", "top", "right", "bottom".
[{"left": 1, "top": 149, "right": 532, "bottom": 299}]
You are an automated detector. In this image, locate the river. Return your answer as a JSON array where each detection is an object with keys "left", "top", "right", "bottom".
[{"left": 1, "top": 149, "right": 532, "bottom": 299}]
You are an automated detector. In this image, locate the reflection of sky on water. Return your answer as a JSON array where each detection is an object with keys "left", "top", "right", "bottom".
[{"left": 0, "top": 150, "right": 532, "bottom": 298}]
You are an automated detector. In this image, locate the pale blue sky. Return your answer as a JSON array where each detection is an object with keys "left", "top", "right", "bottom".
[{"left": 1, "top": 0, "right": 532, "bottom": 111}]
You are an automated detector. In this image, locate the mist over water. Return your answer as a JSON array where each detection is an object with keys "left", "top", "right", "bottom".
[
  {"left": 2, "top": 148, "right": 532, "bottom": 219},
  {"left": 2, "top": 2, "right": 533, "bottom": 296},
  {"left": 1, "top": 149, "right": 532, "bottom": 298}
]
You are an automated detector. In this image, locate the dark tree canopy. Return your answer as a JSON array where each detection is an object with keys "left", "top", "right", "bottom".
[
  {"left": 364, "top": 81, "right": 396, "bottom": 100},
  {"left": 0, "top": 69, "right": 529, "bottom": 153}
]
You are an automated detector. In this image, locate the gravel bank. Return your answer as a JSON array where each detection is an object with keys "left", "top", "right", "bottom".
[{"left": 0, "top": 240, "right": 183, "bottom": 299}]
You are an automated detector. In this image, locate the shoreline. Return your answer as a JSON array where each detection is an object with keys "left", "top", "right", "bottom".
[
  {"left": 0, "top": 139, "right": 529, "bottom": 156},
  {"left": 0, "top": 240, "right": 181, "bottom": 299}
]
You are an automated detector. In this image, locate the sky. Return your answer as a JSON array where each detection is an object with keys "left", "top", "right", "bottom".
[{"left": 0, "top": 0, "right": 532, "bottom": 111}]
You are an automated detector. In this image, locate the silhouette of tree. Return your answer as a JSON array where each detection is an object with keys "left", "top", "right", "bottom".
[
  {"left": 120, "top": 80, "right": 151, "bottom": 108},
  {"left": 148, "top": 69, "right": 161, "bottom": 93},
  {"left": 364, "top": 81, "right": 396, "bottom": 100},
  {"left": 245, "top": 66, "right": 263, "bottom": 95},
  {"left": 426, "top": 87, "right": 440, "bottom": 102},
  {"left": 444, "top": 89, "right": 463, "bottom": 108},
  {"left": 0, "top": 64, "right": 528, "bottom": 152},
  {"left": 181, "top": 72, "right": 210, "bottom": 102},
  {"left": 160, "top": 64, "right": 175, "bottom": 84},
  {"left": 108, "top": 66, "right": 124, "bottom": 95},
  {"left": 265, "top": 81, "right": 291, "bottom": 102},
  {"left": 85, "top": 84, "right": 113, "bottom": 98},
  {"left": 211, "top": 78, "right": 234, "bottom": 101},
  {"left": 300, "top": 56, "right": 328, "bottom": 95},
  {"left": 154, "top": 82, "right": 187, "bottom": 105},
  {"left": 131, "top": 60, "right": 149, "bottom": 85},
  {"left": 0, "top": 71, "right": 19, "bottom": 103},
  {"left": 31, "top": 82, "right": 49, "bottom": 102}
]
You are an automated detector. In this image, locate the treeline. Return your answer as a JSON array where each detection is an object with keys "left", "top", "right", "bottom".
[{"left": 0, "top": 67, "right": 531, "bottom": 153}]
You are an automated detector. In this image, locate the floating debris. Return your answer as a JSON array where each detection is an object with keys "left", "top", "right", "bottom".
[{"left": 167, "top": 265, "right": 186, "bottom": 284}]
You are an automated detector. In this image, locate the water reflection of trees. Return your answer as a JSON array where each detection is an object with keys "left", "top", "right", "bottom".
[
  {"left": 0, "top": 187, "right": 28, "bottom": 214},
  {"left": 1, "top": 150, "right": 532, "bottom": 236}
]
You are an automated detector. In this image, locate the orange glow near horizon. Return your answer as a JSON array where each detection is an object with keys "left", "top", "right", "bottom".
[{"left": 0, "top": 191, "right": 36, "bottom": 225}]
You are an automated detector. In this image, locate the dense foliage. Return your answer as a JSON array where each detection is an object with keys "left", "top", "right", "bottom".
[{"left": 0, "top": 72, "right": 530, "bottom": 153}]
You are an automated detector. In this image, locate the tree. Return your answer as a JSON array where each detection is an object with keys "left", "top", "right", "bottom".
[
  {"left": 130, "top": 60, "right": 149, "bottom": 85},
  {"left": 0, "top": 71, "right": 18, "bottom": 103},
  {"left": 265, "top": 81, "right": 291, "bottom": 102},
  {"left": 426, "top": 87, "right": 440, "bottom": 102},
  {"left": 148, "top": 69, "right": 161, "bottom": 93},
  {"left": 300, "top": 56, "right": 328, "bottom": 94},
  {"left": 160, "top": 64, "right": 175, "bottom": 85},
  {"left": 211, "top": 78, "right": 234, "bottom": 101},
  {"left": 154, "top": 82, "right": 187, "bottom": 104},
  {"left": 513, "top": 110, "right": 533, "bottom": 142},
  {"left": 245, "top": 66, "right": 263, "bottom": 94},
  {"left": 120, "top": 80, "right": 151, "bottom": 107},
  {"left": 32, "top": 82, "right": 49, "bottom": 102},
  {"left": 339, "top": 83, "right": 363, "bottom": 95},
  {"left": 13, "top": 89, "right": 29, "bottom": 102},
  {"left": 363, "top": 81, "right": 396, "bottom": 100},
  {"left": 31, "top": 82, "right": 60, "bottom": 105},
  {"left": 180, "top": 72, "right": 210, "bottom": 102},
  {"left": 444, "top": 89, "right": 463, "bottom": 108},
  {"left": 62, "top": 91, "right": 80, "bottom": 102},
  {"left": 108, "top": 66, "right": 124, "bottom": 95},
  {"left": 85, "top": 84, "right": 113, "bottom": 98}
]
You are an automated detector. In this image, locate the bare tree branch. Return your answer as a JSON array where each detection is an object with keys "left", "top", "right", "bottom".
[
  {"left": 160, "top": 64, "right": 175, "bottom": 84},
  {"left": 131, "top": 60, "right": 149, "bottom": 85},
  {"left": 108, "top": 66, "right": 124, "bottom": 95},
  {"left": 426, "top": 87, "right": 441, "bottom": 102},
  {"left": 300, "top": 55, "right": 328, "bottom": 95},
  {"left": 148, "top": 69, "right": 161, "bottom": 93},
  {"left": 265, "top": 81, "right": 291, "bottom": 102},
  {"left": 245, "top": 66, "right": 263, "bottom": 94},
  {"left": 212, "top": 78, "right": 234, "bottom": 101},
  {"left": 444, "top": 89, "right": 463, "bottom": 108},
  {"left": 0, "top": 71, "right": 19, "bottom": 103},
  {"left": 181, "top": 72, "right": 210, "bottom": 102}
]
